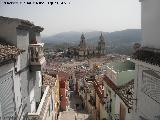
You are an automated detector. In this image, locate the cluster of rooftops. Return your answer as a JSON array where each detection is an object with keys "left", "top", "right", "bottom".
[{"left": 0, "top": 43, "right": 24, "bottom": 65}]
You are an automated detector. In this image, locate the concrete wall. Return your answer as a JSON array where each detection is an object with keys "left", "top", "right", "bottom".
[
  {"left": 133, "top": 63, "right": 160, "bottom": 120},
  {"left": 0, "top": 17, "right": 44, "bottom": 120},
  {"left": 0, "top": 62, "right": 34, "bottom": 119},
  {"left": 34, "top": 71, "right": 42, "bottom": 102},
  {"left": 141, "top": 0, "right": 160, "bottom": 49},
  {"left": 16, "top": 29, "right": 29, "bottom": 70},
  {"left": 0, "top": 63, "right": 15, "bottom": 118},
  {"left": 115, "top": 95, "right": 132, "bottom": 120},
  {"left": 14, "top": 70, "right": 22, "bottom": 113},
  {"left": 0, "top": 20, "right": 17, "bottom": 46}
]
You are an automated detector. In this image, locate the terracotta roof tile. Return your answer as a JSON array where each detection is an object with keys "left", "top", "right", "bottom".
[
  {"left": 104, "top": 75, "right": 134, "bottom": 108},
  {"left": 0, "top": 44, "right": 24, "bottom": 64},
  {"left": 42, "top": 74, "right": 56, "bottom": 88}
]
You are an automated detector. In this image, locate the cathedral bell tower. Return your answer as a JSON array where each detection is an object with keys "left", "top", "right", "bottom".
[
  {"left": 79, "top": 33, "right": 86, "bottom": 49},
  {"left": 78, "top": 33, "right": 87, "bottom": 59},
  {"left": 97, "top": 33, "right": 105, "bottom": 55}
]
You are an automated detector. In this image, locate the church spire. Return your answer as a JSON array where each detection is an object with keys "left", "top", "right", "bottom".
[
  {"left": 81, "top": 33, "right": 85, "bottom": 40},
  {"left": 79, "top": 33, "right": 86, "bottom": 49},
  {"left": 97, "top": 32, "right": 106, "bottom": 55},
  {"left": 99, "top": 32, "right": 104, "bottom": 42}
]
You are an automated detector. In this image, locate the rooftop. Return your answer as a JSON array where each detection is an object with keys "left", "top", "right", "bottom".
[
  {"left": 42, "top": 74, "right": 56, "bottom": 88},
  {"left": 107, "top": 60, "right": 135, "bottom": 73},
  {"left": 0, "top": 16, "right": 33, "bottom": 26},
  {"left": 0, "top": 43, "right": 24, "bottom": 65},
  {"left": 132, "top": 47, "right": 160, "bottom": 67},
  {"left": 0, "top": 16, "right": 44, "bottom": 31},
  {"left": 104, "top": 75, "right": 134, "bottom": 108},
  {"left": 117, "top": 70, "right": 135, "bottom": 86}
]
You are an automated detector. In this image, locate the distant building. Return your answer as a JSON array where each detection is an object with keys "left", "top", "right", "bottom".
[
  {"left": 132, "top": 0, "right": 160, "bottom": 120},
  {"left": 78, "top": 33, "right": 88, "bottom": 59},
  {"left": 97, "top": 33, "right": 106, "bottom": 55},
  {"left": 69, "top": 33, "right": 106, "bottom": 60}
]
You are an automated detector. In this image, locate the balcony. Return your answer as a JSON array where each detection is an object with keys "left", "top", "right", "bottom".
[
  {"left": 29, "top": 43, "right": 46, "bottom": 71},
  {"left": 27, "top": 86, "right": 51, "bottom": 120}
]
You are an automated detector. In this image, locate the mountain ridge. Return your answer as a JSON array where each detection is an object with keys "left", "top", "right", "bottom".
[{"left": 43, "top": 29, "right": 142, "bottom": 55}]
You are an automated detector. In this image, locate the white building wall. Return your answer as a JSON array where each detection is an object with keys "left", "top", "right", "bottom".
[
  {"left": 35, "top": 71, "right": 42, "bottom": 102},
  {"left": 16, "top": 29, "right": 29, "bottom": 70},
  {"left": 141, "top": 0, "right": 160, "bottom": 49},
  {"left": 115, "top": 95, "right": 132, "bottom": 120},
  {"left": 0, "top": 21, "right": 17, "bottom": 46},
  {"left": 133, "top": 64, "right": 160, "bottom": 120},
  {"left": 133, "top": 1, "right": 160, "bottom": 119},
  {"left": 14, "top": 73, "right": 22, "bottom": 113},
  {"left": 0, "top": 17, "right": 45, "bottom": 119},
  {"left": 0, "top": 63, "right": 16, "bottom": 118},
  {"left": 30, "top": 88, "right": 36, "bottom": 113}
]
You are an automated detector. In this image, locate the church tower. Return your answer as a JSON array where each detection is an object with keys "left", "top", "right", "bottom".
[
  {"left": 78, "top": 33, "right": 87, "bottom": 59},
  {"left": 97, "top": 33, "right": 105, "bottom": 55},
  {"left": 79, "top": 33, "right": 86, "bottom": 49}
]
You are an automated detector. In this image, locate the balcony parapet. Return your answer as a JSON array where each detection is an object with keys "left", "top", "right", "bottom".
[
  {"left": 29, "top": 43, "right": 45, "bottom": 65},
  {"left": 27, "top": 86, "right": 51, "bottom": 120},
  {"left": 29, "top": 43, "right": 46, "bottom": 71}
]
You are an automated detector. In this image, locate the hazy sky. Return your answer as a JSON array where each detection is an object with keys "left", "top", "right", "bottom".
[{"left": 0, "top": 0, "right": 141, "bottom": 36}]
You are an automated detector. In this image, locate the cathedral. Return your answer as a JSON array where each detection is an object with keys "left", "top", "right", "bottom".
[{"left": 77, "top": 33, "right": 106, "bottom": 59}]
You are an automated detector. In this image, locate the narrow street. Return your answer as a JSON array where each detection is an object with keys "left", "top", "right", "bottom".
[{"left": 58, "top": 94, "right": 91, "bottom": 120}]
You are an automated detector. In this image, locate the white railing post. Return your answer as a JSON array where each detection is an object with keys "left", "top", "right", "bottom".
[{"left": 27, "top": 86, "right": 51, "bottom": 120}]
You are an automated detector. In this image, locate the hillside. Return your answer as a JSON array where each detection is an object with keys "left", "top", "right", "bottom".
[{"left": 42, "top": 29, "right": 142, "bottom": 55}]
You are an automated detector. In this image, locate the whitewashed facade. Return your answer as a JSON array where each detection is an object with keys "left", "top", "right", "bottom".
[
  {"left": 132, "top": 61, "right": 160, "bottom": 120},
  {"left": 132, "top": 0, "right": 160, "bottom": 120},
  {"left": 0, "top": 16, "right": 45, "bottom": 120},
  {"left": 141, "top": 0, "right": 160, "bottom": 49}
]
